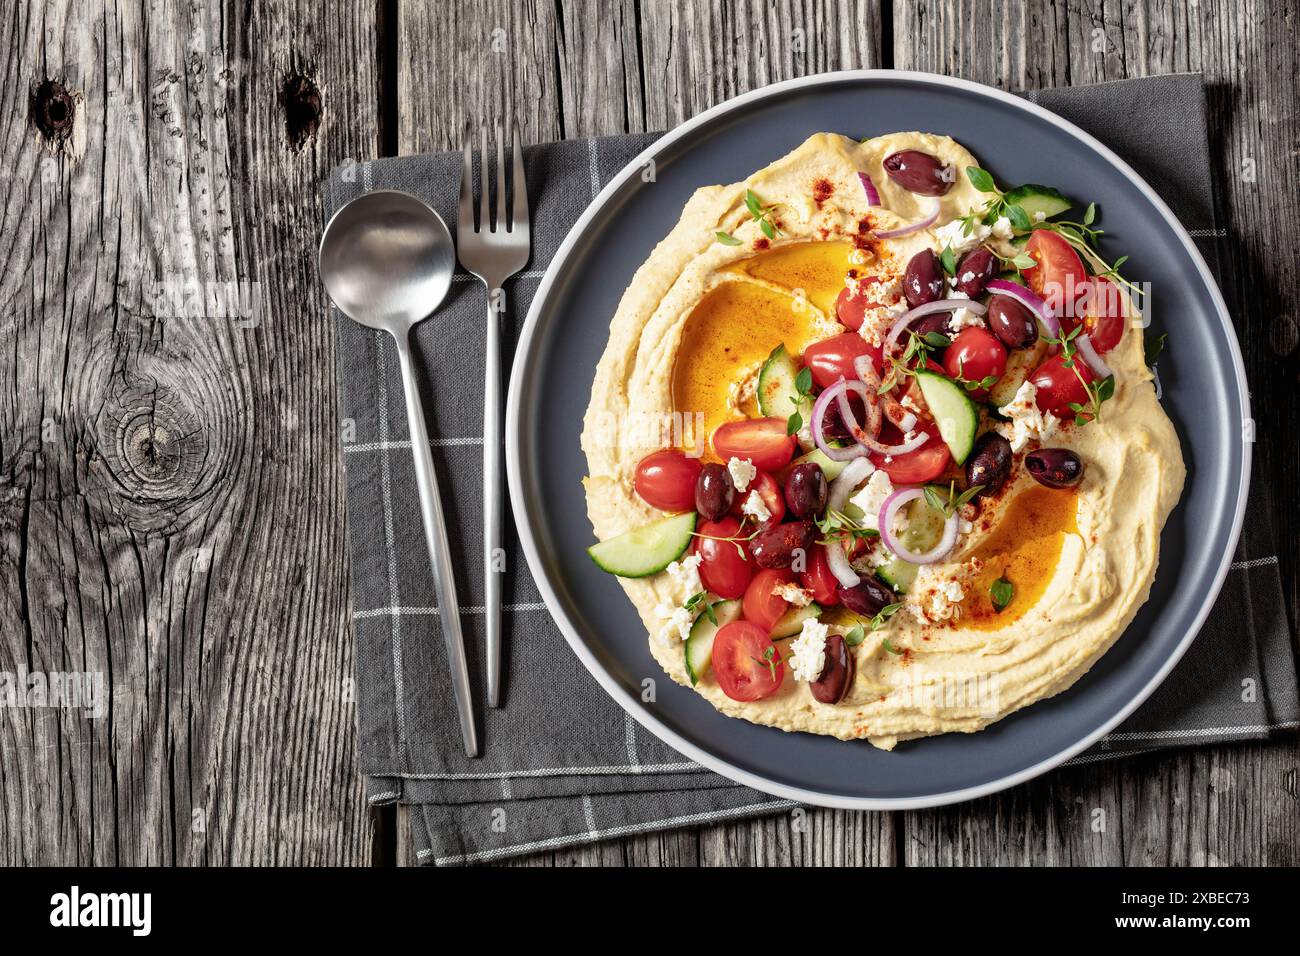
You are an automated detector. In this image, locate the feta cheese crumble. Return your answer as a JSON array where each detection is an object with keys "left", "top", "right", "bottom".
[
  {"left": 996, "top": 380, "right": 1060, "bottom": 453},
  {"left": 789, "top": 619, "right": 829, "bottom": 682},
  {"left": 934, "top": 217, "right": 990, "bottom": 255},
  {"left": 990, "top": 216, "right": 1015, "bottom": 240},
  {"left": 654, "top": 602, "right": 694, "bottom": 641},
  {"left": 665, "top": 553, "right": 702, "bottom": 596},
  {"left": 773, "top": 582, "right": 814, "bottom": 607},
  {"left": 727, "top": 457, "right": 757, "bottom": 493},
  {"left": 926, "top": 579, "right": 966, "bottom": 622},
  {"left": 849, "top": 469, "right": 895, "bottom": 531},
  {"left": 741, "top": 489, "right": 771, "bottom": 524},
  {"left": 948, "top": 307, "right": 985, "bottom": 333}
]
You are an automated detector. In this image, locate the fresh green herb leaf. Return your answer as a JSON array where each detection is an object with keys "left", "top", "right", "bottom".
[
  {"left": 881, "top": 634, "right": 904, "bottom": 654},
  {"left": 1144, "top": 332, "right": 1167, "bottom": 368},
  {"left": 795, "top": 366, "right": 813, "bottom": 395},
  {"left": 1010, "top": 252, "right": 1037, "bottom": 270},
  {"left": 751, "top": 645, "right": 780, "bottom": 680},
  {"left": 1083, "top": 202, "right": 1096, "bottom": 226},
  {"left": 744, "top": 189, "right": 763, "bottom": 219},
  {"left": 990, "top": 576, "right": 1014, "bottom": 612},
  {"left": 966, "top": 166, "right": 997, "bottom": 193},
  {"left": 1007, "top": 203, "right": 1032, "bottom": 232},
  {"left": 715, "top": 231, "right": 741, "bottom": 246},
  {"left": 871, "top": 602, "right": 903, "bottom": 632},
  {"left": 843, "top": 623, "right": 866, "bottom": 647},
  {"left": 760, "top": 218, "right": 776, "bottom": 240},
  {"left": 923, "top": 485, "right": 947, "bottom": 515},
  {"left": 922, "top": 331, "right": 952, "bottom": 349},
  {"left": 786, "top": 411, "right": 802, "bottom": 436},
  {"left": 940, "top": 244, "right": 957, "bottom": 276}
]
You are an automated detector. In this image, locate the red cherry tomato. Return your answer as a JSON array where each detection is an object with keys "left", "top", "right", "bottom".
[
  {"left": 633, "top": 448, "right": 703, "bottom": 512},
  {"left": 943, "top": 327, "right": 1008, "bottom": 399},
  {"left": 712, "top": 620, "right": 785, "bottom": 701},
  {"left": 728, "top": 471, "right": 785, "bottom": 528},
  {"left": 1023, "top": 231, "right": 1087, "bottom": 316},
  {"left": 1081, "top": 277, "right": 1125, "bottom": 353},
  {"left": 1030, "top": 353, "right": 1095, "bottom": 418},
  {"left": 802, "top": 332, "right": 881, "bottom": 390},
  {"left": 742, "top": 568, "right": 796, "bottom": 632},
  {"left": 834, "top": 277, "right": 890, "bottom": 332},
  {"left": 800, "top": 544, "right": 841, "bottom": 606},
  {"left": 869, "top": 424, "right": 951, "bottom": 484},
  {"left": 694, "top": 516, "right": 755, "bottom": 600},
  {"left": 712, "top": 418, "right": 797, "bottom": 473}
]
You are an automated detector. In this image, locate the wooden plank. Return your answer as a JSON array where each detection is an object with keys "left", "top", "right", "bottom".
[
  {"left": 0, "top": 0, "right": 374, "bottom": 864},
  {"left": 894, "top": 0, "right": 1300, "bottom": 866},
  {"left": 395, "top": 0, "right": 891, "bottom": 865}
]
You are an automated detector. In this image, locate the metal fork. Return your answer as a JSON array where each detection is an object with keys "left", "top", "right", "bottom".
[{"left": 458, "top": 122, "right": 530, "bottom": 708}]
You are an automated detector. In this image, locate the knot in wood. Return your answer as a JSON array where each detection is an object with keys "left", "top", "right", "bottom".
[
  {"left": 283, "top": 72, "right": 322, "bottom": 149},
  {"left": 32, "top": 79, "right": 76, "bottom": 142}
]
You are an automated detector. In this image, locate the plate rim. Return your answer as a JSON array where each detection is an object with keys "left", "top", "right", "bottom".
[{"left": 504, "top": 69, "right": 1251, "bottom": 810}]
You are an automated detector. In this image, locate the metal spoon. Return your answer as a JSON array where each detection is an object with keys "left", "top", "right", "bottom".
[{"left": 319, "top": 189, "right": 478, "bottom": 758}]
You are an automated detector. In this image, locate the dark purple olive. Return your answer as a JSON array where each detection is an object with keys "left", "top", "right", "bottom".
[
  {"left": 1025, "top": 448, "right": 1085, "bottom": 489},
  {"left": 836, "top": 576, "right": 896, "bottom": 616},
  {"left": 955, "top": 248, "right": 996, "bottom": 298},
  {"left": 750, "top": 519, "right": 816, "bottom": 569},
  {"left": 882, "top": 150, "right": 955, "bottom": 197},
  {"left": 694, "top": 463, "right": 734, "bottom": 521},
  {"left": 907, "top": 311, "right": 953, "bottom": 339},
  {"left": 903, "top": 249, "right": 945, "bottom": 307},
  {"left": 823, "top": 393, "right": 868, "bottom": 443},
  {"left": 811, "top": 634, "right": 855, "bottom": 705},
  {"left": 987, "top": 295, "right": 1039, "bottom": 350},
  {"left": 965, "top": 431, "right": 1013, "bottom": 498},
  {"left": 784, "top": 462, "right": 828, "bottom": 518}
]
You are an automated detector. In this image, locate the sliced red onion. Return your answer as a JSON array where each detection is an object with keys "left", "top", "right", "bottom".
[
  {"left": 853, "top": 354, "right": 911, "bottom": 431},
  {"left": 897, "top": 411, "right": 918, "bottom": 432},
  {"left": 1075, "top": 332, "right": 1114, "bottom": 378},
  {"left": 986, "top": 279, "right": 1059, "bottom": 340},
  {"left": 857, "top": 172, "right": 881, "bottom": 207},
  {"left": 826, "top": 457, "right": 876, "bottom": 588},
  {"left": 829, "top": 370, "right": 930, "bottom": 456},
  {"left": 874, "top": 197, "right": 940, "bottom": 240},
  {"left": 811, "top": 379, "right": 869, "bottom": 461},
  {"left": 878, "top": 487, "right": 959, "bottom": 565},
  {"left": 884, "top": 298, "right": 987, "bottom": 357}
]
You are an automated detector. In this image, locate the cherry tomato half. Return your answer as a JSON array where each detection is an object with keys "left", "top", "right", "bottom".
[
  {"left": 728, "top": 471, "right": 785, "bottom": 529},
  {"left": 694, "top": 516, "right": 755, "bottom": 600},
  {"left": 800, "top": 544, "right": 841, "bottom": 607},
  {"left": 834, "top": 277, "right": 890, "bottom": 332},
  {"left": 1081, "top": 277, "right": 1125, "bottom": 353},
  {"left": 1023, "top": 231, "right": 1087, "bottom": 316},
  {"left": 802, "top": 332, "right": 881, "bottom": 390},
  {"left": 712, "top": 418, "right": 797, "bottom": 473},
  {"left": 1030, "top": 353, "right": 1095, "bottom": 418},
  {"left": 633, "top": 448, "right": 703, "bottom": 512},
  {"left": 742, "top": 568, "right": 796, "bottom": 632},
  {"left": 943, "top": 327, "right": 1008, "bottom": 399},
  {"left": 869, "top": 424, "right": 951, "bottom": 484},
  {"left": 712, "top": 620, "right": 785, "bottom": 701}
]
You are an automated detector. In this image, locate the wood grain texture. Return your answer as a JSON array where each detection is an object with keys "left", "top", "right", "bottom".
[
  {"left": 894, "top": 0, "right": 1300, "bottom": 867},
  {"left": 0, "top": 0, "right": 375, "bottom": 864}
]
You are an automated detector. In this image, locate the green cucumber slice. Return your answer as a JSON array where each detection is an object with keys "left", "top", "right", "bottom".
[
  {"left": 1003, "top": 184, "right": 1071, "bottom": 227},
  {"left": 778, "top": 447, "right": 848, "bottom": 484},
  {"left": 989, "top": 339, "right": 1048, "bottom": 409},
  {"left": 757, "top": 344, "right": 811, "bottom": 423},
  {"left": 874, "top": 496, "right": 946, "bottom": 594},
  {"left": 914, "top": 371, "right": 979, "bottom": 464},
  {"left": 770, "top": 602, "right": 823, "bottom": 640},
  {"left": 684, "top": 599, "right": 742, "bottom": 685},
  {"left": 587, "top": 511, "right": 697, "bottom": 578}
]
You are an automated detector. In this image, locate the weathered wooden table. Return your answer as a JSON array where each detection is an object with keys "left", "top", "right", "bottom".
[{"left": 3, "top": 1, "right": 1295, "bottom": 866}]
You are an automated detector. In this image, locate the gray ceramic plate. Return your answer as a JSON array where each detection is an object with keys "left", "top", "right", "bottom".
[{"left": 505, "top": 71, "right": 1249, "bottom": 809}]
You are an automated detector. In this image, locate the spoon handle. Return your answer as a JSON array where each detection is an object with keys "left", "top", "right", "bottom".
[{"left": 394, "top": 330, "right": 479, "bottom": 757}]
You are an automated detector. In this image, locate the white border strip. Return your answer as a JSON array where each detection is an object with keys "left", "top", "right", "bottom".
[{"left": 504, "top": 70, "right": 1253, "bottom": 811}]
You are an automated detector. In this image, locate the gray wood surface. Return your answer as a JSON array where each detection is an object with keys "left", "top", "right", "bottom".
[{"left": 3, "top": 0, "right": 1295, "bottom": 867}]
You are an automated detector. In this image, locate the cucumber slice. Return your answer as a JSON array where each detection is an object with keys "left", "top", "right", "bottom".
[
  {"left": 770, "top": 603, "right": 823, "bottom": 640},
  {"left": 989, "top": 339, "right": 1048, "bottom": 409},
  {"left": 757, "top": 344, "right": 811, "bottom": 424},
  {"left": 587, "top": 511, "right": 697, "bottom": 578},
  {"left": 914, "top": 371, "right": 979, "bottom": 465},
  {"left": 684, "top": 599, "right": 742, "bottom": 685},
  {"left": 876, "top": 559, "right": 917, "bottom": 594},
  {"left": 1003, "top": 184, "right": 1070, "bottom": 226},
  {"left": 875, "top": 496, "right": 946, "bottom": 594},
  {"left": 778, "top": 447, "right": 848, "bottom": 484}
]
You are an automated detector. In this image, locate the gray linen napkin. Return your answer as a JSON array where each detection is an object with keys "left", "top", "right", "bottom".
[{"left": 326, "top": 73, "right": 1297, "bottom": 866}]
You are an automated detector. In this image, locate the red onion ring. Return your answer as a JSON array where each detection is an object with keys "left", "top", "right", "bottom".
[
  {"left": 878, "top": 487, "right": 959, "bottom": 565},
  {"left": 874, "top": 198, "right": 941, "bottom": 239},
  {"left": 1075, "top": 332, "right": 1114, "bottom": 379},
  {"left": 853, "top": 354, "right": 911, "bottom": 431},
  {"left": 825, "top": 457, "right": 876, "bottom": 588},
  {"left": 827, "top": 372, "right": 929, "bottom": 456},
  {"left": 810, "top": 380, "right": 870, "bottom": 462},
  {"left": 986, "top": 279, "right": 1059, "bottom": 340},
  {"left": 857, "top": 172, "right": 881, "bottom": 207}
]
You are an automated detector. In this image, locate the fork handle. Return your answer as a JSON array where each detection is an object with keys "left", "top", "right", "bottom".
[
  {"left": 394, "top": 330, "right": 479, "bottom": 757},
  {"left": 484, "top": 295, "right": 504, "bottom": 707}
]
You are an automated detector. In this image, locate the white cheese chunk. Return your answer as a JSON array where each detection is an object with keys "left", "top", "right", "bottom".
[
  {"left": 996, "top": 380, "right": 1061, "bottom": 453},
  {"left": 934, "top": 217, "right": 990, "bottom": 255},
  {"left": 665, "top": 553, "right": 703, "bottom": 596},
  {"left": 789, "top": 619, "right": 829, "bottom": 682},
  {"left": 654, "top": 603, "right": 694, "bottom": 642},
  {"left": 741, "top": 489, "right": 771, "bottom": 524},
  {"left": 773, "top": 582, "right": 814, "bottom": 607},
  {"left": 848, "top": 469, "right": 895, "bottom": 531},
  {"left": 727, "top": 457, "right": 757, "bottom": 493},
  {"left": 990, "top": 216, "right": 1015, "bottom": 240}
]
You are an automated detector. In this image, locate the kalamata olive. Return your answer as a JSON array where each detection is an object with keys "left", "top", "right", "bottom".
[
  {"left": 907, "top": 311, "right": 953, "bottom": 339},
  {"left": 811, "top": 634, "right": 855, "bottom": 705},
  {"left": 823, "top": 393, "right": 867, "bottom": 443},
  {"left": 784, "top": 462, "right": 828, "bottom": 518},
  {"left": 955, "top": 248, "right": 996, "bottom": 298},
  {"left": 965, "top": 431, "right": 1013, "bottom": 498},
  {"left": 836, "top": 576, "right": 896, "bottom": 616},
  {"left": 903, "top": 249, "right": 945, "bottom": 307},
  {"left": 1025, "top": 448, "right": 1085, "bottom": 489},
  {"left": 987, "top": 295, "right": 1039, "bottom": 350},
  {"left": 694, "top": 463, "right": 734, "bottom": 521},
  {"left": 882, "top": 150, "right": 954, "bottom": 197},
  {"left": 750, "top": 519, "right": 816, "bottom": 569}
]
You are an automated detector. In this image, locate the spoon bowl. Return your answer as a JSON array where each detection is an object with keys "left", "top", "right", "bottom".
[{"left": 319, "top": 190, "right": 456, "bottom": 332}]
